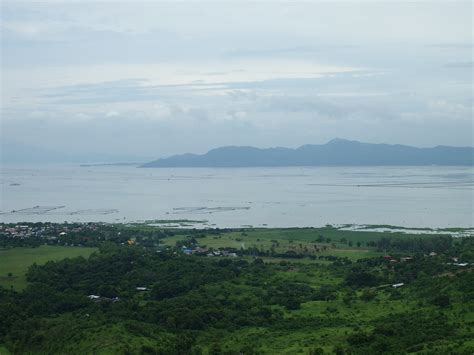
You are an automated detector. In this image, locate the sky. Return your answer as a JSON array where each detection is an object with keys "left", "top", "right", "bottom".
[{"left": 1, "top": 1, "right": 473, "bottom": 162}]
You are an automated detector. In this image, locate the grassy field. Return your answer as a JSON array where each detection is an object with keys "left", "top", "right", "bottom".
[
  {"left": 0, "top": 245, "right": 97, "bottom": 290},
  {"left": 160, "top": 227, "right": 423, "bottom": 262},
  {"left": 166, "top": 226, "right": 447, "bottom": 243}
]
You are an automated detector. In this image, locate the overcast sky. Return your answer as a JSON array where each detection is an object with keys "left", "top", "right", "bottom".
[{"left": 1, "top": 1, "right": 473, "bottom": 161}]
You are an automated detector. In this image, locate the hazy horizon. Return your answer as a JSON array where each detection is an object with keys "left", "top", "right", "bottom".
[{"left": 3, "top": 137, "right": 474, "bottom": 164}]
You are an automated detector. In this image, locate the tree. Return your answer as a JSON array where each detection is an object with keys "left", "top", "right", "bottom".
[
  {"left": 345, "top": 269, "right": 378, "bottom": 287},
  {"left": 432, "top": 294, "right": 450, "bottom": 308}
]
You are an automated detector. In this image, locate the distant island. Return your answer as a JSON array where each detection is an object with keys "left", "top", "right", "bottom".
[{"left": 141, "top": 138, "right": 474, "bottom": 167}]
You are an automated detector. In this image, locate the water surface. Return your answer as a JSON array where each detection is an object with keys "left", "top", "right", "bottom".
[{"left": 1, "top": 165, "right": 473, "bottom": 228}]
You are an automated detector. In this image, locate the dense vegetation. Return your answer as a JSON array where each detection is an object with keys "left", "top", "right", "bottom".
[{"left": 0, "top": 224, "right": 473, "bottom": 354}]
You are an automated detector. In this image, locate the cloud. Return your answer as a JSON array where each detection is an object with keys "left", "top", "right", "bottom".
[
  {"left": 105, "top": 110, "right": 120, "bottom": 118},
  {"left": 428, "top": 43, "right": 473, "bottom": 49},
  {"left": 1, "top": 1, "right": 473, "bottom": 160},
  {"left": 445, "top": 61, "right": 474, "bottom": 68}
]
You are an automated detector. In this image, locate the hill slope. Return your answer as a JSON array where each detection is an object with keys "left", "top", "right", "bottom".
[{"left": 141, "top": 139, "right": 474, "bottom": 167}]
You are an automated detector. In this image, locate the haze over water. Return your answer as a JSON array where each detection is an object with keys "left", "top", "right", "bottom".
[{"left": 1, "top": 165, "right": 472, "bottom": 228}]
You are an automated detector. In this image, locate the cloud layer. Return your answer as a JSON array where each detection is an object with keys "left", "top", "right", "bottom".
[{"left": 1, "top": 1, "right": 473, "bottom": 161}]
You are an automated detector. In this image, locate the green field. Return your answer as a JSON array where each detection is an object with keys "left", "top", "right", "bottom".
[
  {"left": 160, "top": 227, "right": 434, "bottom": 262},
  {"left": 0, "top": 246, "right": 97, "bottom": 290}
]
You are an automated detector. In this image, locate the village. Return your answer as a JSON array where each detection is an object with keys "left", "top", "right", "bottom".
[{"left": 0, "top": 222, "right": 103, "bottom": 241}]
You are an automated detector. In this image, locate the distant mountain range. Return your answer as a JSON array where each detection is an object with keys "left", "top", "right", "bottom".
[{"left": 141, "top": 139, "right": 474, "bottom": 167}]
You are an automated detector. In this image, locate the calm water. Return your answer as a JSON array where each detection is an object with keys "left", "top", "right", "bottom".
[{"left": 1, "top": 165, "right": 473, "bottom": 228}]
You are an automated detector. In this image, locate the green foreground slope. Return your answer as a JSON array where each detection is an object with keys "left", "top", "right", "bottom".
[{"left": 0, "top": 225, "right": 473, "bottom": 354}]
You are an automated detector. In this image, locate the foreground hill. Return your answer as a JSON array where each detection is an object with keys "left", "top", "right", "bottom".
[
  {"left": 1, "top": 223, "right": 473, "bottom": 354},
  {"left": 141, "top": 138, "right": 474, "bottom": 167}
]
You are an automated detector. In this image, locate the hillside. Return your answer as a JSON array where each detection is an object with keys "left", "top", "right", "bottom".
[
  {"left": 1, "top": 223, "right": 473, "bottom": 354},
  {"left": 141, "top": 139, "right": 474, "bottom": 167}
]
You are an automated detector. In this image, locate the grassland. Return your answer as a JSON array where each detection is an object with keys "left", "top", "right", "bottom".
[
  {"left": 0, "top": 245, "right": 97, "bottom": 290},
  {"left": 159, "top": 226, "right": 440, "bottom": 262}
]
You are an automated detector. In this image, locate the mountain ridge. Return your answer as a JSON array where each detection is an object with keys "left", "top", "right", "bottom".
[{"left": 140, "top": 139, "right": 474, "bottom": 167}]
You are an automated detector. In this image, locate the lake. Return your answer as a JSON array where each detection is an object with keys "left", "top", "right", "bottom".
[{"left": 1, "top": 165, "right": 473, "bottom": 228}]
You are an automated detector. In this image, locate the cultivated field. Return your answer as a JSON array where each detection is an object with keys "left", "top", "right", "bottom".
[{"left": 0, "top": 246, "right": 97, "bottom": 290}]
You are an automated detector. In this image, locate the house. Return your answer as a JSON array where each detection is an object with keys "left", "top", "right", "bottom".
[
  {"left": 136, "top": 287, "right": 148, "bottom": 291},
  {"left": 429, "top": 252, "right": 437, "bottom": 257},
  {"left": 401, "top": 257, "right": 413, "bottom": 262},
  {"left": 194, "top": 247, "right": 209, "bottom": 254},
  {"left": 392, "top": 283, "right": 404, "bottom": 288},
  {"left": 88, "top": 295, "right": 120, "bottom": 302}
]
